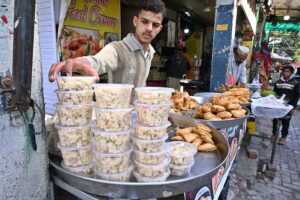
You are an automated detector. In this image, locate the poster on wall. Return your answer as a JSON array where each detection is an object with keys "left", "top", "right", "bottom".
[
  {"left": 59, "top": 0, "right": 120, "bottom": 61},
  {"left": 185, "top": 31, "right": 203, "bottom": 59}
]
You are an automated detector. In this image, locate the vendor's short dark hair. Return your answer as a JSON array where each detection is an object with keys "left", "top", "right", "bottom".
[
  {"left": 137, "top": 0, "right": 166, "bottom": 17},
  {"left": 282, "top": 65, "right": 294, "bottom": 73}
]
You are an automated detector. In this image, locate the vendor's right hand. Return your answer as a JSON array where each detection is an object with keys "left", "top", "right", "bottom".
[{"left": 48, "top": 58, "right": 100, "bottom": 82}]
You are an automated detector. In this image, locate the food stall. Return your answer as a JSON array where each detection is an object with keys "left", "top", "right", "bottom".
[{"left": 49, "top": 77, "right": 250, "bottom": 200}]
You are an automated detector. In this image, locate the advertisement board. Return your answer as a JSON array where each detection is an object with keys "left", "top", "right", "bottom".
[{"left": 59, "top": 0, "right": 120, "bottom": 60}]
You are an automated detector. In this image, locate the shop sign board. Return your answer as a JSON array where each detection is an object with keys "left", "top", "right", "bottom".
[
  {"left": 216, "top": 24, "right": 228, "bottom": 31},
  {"left": 59, "top": 0, "right": 120, "bottom": 60}
]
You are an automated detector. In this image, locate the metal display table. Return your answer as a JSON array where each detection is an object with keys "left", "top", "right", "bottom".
[{"left": 49, "top": 122, "right": 229, "bottom": 200}]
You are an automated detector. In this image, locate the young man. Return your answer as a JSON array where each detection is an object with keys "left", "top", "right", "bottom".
[
  {"left": 48, "top": 0, "right": 165, "bottom": 87},
  {"left": 231, "top": 46, "right": 249, "bottom": 84},
  {"left": 272, "top": 65, "right": 299, "bottom": 145}
]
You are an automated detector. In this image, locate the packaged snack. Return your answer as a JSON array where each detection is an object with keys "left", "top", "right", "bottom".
[
  {"left": 94, "top": 84, "right": 133, "bottom": 108},
  {"left": 94, "top": 107, "right": 133, "bottom": 131},
  {"left": 56, "top": 124, "right": 91, "bottom": 147},
  {"left": 133, "top": 168, "right": 170, "bottom": 182},
  {"left": 167, "top": 141, "right": 197, "bottom": 165},
  {"left": 58, "top": 143, "right": 93, "bottom": 167},
  {"left": 93, "top": 148, "right": 132, "bottom": 174},
  {"left": 61, "top": 162, "right": 94, "bottom": 177},
  {"left": 133, "top": 122, "right": 171, "bottom": 140},
  {"left": 133, "top": 157, "right": 170, "bottom": 177},
  {"left": 135, "top": 87, "right": 174, "bottom": 105},
  {"left": 92, "top": 128, "right": 131, "bottom": 153},
  {"left": 133, "top": 148, "right": 168, "bottom": 165},
  {"left": 56, "top": 104, "right": 93, "bottom": 126},
  {"left": 169, "top": 160, "right": 195, "bottom": 176},
  {"left": 132, "top": 135, "right": 168, "bottom": 153},
  {"left": 57, "top": 76, "right": 96, "bottom": 91},
  {"left": 95, "top": 164, "right": 133, "bottom": 182},
  {"left": 134, "top": 101, "right": 171, "bottom": 127},
  {"left": 56, "top": 90, "right": 93, "bottom": 105}
]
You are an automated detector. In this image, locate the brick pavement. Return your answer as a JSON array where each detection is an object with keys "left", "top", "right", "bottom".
[{"left": 227, "top": 110, "right": 300, "bottom": 200}]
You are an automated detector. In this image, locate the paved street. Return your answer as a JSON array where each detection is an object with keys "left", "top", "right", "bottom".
[{"left": 228, "top": 109, "right": 300, "bottom": 200}]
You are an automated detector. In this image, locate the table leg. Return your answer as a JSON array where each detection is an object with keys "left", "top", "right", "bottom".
[{"left": 270, "top": 119, "right": 281, "bottom": 164}]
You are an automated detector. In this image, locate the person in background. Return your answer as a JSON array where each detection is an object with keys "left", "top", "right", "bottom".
[
  {"left": 165, "top": 47, "right": 192, "bottom": 90},
  {"left": 48, "top": 0, "right": 166, "bottom": 87},
  {"left": 231, "top": 46, "right": 249, "bottom": 84},
  {"left": 272, "top": 65, "right": 300, "bottom": 145}
]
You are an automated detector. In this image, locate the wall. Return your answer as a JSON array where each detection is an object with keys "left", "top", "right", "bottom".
[
  {"left": 37, "top": 0, "right": 58, "bottom": 115},
  {"left": 0, "top": 0, "right": 49, "bottom": 199}
]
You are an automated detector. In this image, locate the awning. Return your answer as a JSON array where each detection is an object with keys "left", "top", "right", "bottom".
[
  {"left": 271, "top": 52, "right": 293, "bottom": 61},
  {"left": 265, "top": 22, "right": 300, "bottom": 32}
]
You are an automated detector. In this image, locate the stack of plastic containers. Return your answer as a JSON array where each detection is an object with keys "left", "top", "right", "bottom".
[
  {"left": 55, "top": 76, "right": 96, "bottom": 177},
  {"left": 167, "top": 141, "right": 197, "bottom": 176},
  {"left": 132, "top": 87, "right": 174, "bottom": 182},
  {"left": 93, "top": 84, "right": 134, "bottom": 182}
]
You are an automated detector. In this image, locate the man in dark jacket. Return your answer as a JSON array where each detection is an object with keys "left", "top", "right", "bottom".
[{"left": 272, "top": 65, "right": 300, "bottom": 145}]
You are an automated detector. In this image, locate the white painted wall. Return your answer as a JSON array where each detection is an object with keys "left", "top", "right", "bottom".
[
  {"left": 0, "top": 1, "right": 49, "bottom": 199},
  {"left": 37, "top": 0, "right": 58, "bottom": 115}
]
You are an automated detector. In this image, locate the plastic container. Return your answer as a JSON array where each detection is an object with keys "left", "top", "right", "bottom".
[
  {"left": 61, "top": 162, "right": 94, "bottom": 177},
  {"left": 55, "top": 124, "right": 91, "bottom": 147},
  {"left": 133, "top": 168, "right": 170, "bottom": 183},
  {"left": 92, "top": 128, "right": 132, "bottom": 153},
  {"left": 55, "top": 90, "right": 94, "bottom": 105},
  {"left": 169, "top": 160, "right": 195, "bottom": 176},
  {"left": 133, "top": 122, "right": 171, "bottom": 140},
  {"left": 57, "top": 76, "right": 96, "bottom": 91},
  {"left": 133, "top": 157, "right": 170, "bottom": 177},
  {"left": 133, "top": 148, "right": 168, "bottom": 165},
  {"left": 167, "top": 141, "right": 197, "bottom": 166},
  {"left": 135, "top": 87, "right": 174, "bottom": 105},
  {"left": 94, "top": 106, "right": 133, "bottom": 131},
  {"left": 58, "top": 143, "right": 93, "bottom": 167},
  {"left": 95, "top": 164, "right": 133, "bottom": 182},
  {"left": 94, "top": 84, "right": 134, "bottom": 108},
  {"left": 134, "top": 101, "right": 171, "bottom": 127},
  {"left": 56, "top": 104, "right": 93, "bottom": 126},
  {"left": 131, "top": 134, "right": 168, "bottom": 153},
  {"left": 93, "top": 147, "right": 132, "bottom": 174}
]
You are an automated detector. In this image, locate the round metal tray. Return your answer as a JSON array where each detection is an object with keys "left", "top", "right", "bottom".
[{"left": 49, "top": 123, "right": 229, "bottom": 199}]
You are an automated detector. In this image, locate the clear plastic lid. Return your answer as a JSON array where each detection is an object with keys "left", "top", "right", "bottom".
[
  {"left": 95, "top": 163, "right": 133, "bottom": 180},
  {"left": 95, "top": 164, "right": 133, "bottom": 176},
  {"left": 131, "top": 134, "right": 169, "bottom": 143},
  {"left": 167, "top": 141, "right": 197, "bottom": 157},
  {"left": 61, "top": 162, "right": 94, "bottom": 172},
  {"left": 56, "top": 103, "right": 93, "bottom": 109},
  {"left": 57, "top": 76, "right": 96, "bottom": 80},
  {"left": 134, "top": 121, "right": 171, "bottom": 131},
  {"left": 133, "top": 168, "right": 170, "bottom": 182},
  {"left": 93, "top": 146, "right": 132, "bottom": 157},
  {"left": 57, "top": 142, "right": 91, "bottom": 151},
  {"left": 55, "top": 124, "right": 91, "bottom": 131},
  {"left": 94, "top": 106, "right": 134, "bottom": 112},
  {"left": 133, "top": 147, "right": 168, "bottom": 157},
  {"left": 134, "top": 101, "right": 172, "bottom": 108},
  {"left": 169, "top": 159, "right": 195, "bottom": 169},
  {"left": 135, "top": 87, "right": 175, "bottom": 93},
  {"left": 133, "top": 156, "right": 170, "bottom": 169},
  {"left": 93, "top": 83, "right": 134, "bottom": 89},
  {"left": 55, "top": 89, "right": 94, "bottom": 94},
  {"left": 92, "top": 128, "right": 132, "bottom": 137}
]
